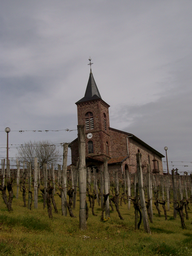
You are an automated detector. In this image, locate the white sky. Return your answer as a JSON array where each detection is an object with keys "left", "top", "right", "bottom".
[{"left": 1, "top": 0, "right": 192, "bottom": 173}]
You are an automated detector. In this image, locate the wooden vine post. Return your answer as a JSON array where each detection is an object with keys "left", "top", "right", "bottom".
[
  {"left": 16, "top": 159, "right": 20, "bottom": 199},
  {"left": 135, "top": 182, "right": 139, "bottom": 230},
  {"left": 161, "top": 176, "right": 165, "bottom": 201},
  {"left": 190, "top": 174, "right": 192, "bottom": 200},
  {"left": 104, "top": 158, "right": 110, "bottom": 218},
  {"left": 147, "top": 163, "right": 153, "bottom": 222},
  {"left": 61, "top": 143, "right": 68, "bottom": 216},
  {"left": 184, "top": 172, "right": 188, "bottom": 200},
  {"left": 78, "top": 125, "right": 87, "bottom": 230},
  {"left": 115, "top": 170, "right": 119, "bottom": 195},
  {"left": 52, "top": 164, "right": 55, "bottom": 195},
  {"left": 70, "top": 165, "right": 76, "bottom": 210},
  {"left": 72, "top": 166, "right": 78, "bottom": 209},
  {"left": 87, "top": 167, "right": 91, "bottom": 193},
  {"left": 34, "top": 157, "right": 38, "bottom": 209},
  {"left": 126, "top": 167, "right": 131, "bottom": 210},
  {"left": 93, "top": 168, "right": 99, "bottom": 205},
  {"left": 134, "top": 172, "right": 137, "bottom": 197},
  {"left": 166, "top": 175, "right": 170, "bottom": 211},
  {"left": 7, "top": 159, "right": 10, "bottom": 183},
  {"left": 58, "top": 164, "right": 61, "bottom": 186},
  {"left": 1, "top": 159, "right": 5, "bottom": 188},
  {"left": 136, "top": 151, "right": 151, "bottom": 234},
  {"left": 43, "top": 163, "right": 47, "bottom": 209},
  {"left": 172, "top": 169, "right": 177, "bottom": 218},
  {"left": 100, "top": 166, "right": 104, "bottom": 208},
  {"left": 179, "top": 176, "right": 183, "bottom": 200},
  {"left": 28, "top": 163, "right": 32, "bottom": 210}
]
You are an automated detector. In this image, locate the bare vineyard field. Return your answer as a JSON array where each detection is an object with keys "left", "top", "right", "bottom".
[{"left": 0, "top": 185, "right": 192, "bottom": 256}]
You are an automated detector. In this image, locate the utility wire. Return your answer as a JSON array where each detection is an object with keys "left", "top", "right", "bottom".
[{"left": 0, "top": 128, "right": 76, "bottom": 133}]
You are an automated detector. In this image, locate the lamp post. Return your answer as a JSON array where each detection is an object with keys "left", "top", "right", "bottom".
[
  {"left": 5, "top": 127, "right": 11, "bottom": 180},
  {"left": 164, "top": 146, "right": 169, "bottom": 175}
]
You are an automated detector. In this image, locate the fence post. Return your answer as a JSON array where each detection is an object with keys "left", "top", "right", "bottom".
[
  {"left": 147, "top": 164, "right": 153, "bottom": 222},
  {"left": 179, "top": 176, "right": 183, "bottom": 200},
  {"left": 1, "top": 159, "right": 5, "bottom": 188},
  {"left": 58, "top": 164, "right": 61, "bottom": 186},
  {"left": 104, "top": 158, "right": 110, "bottom": 218},
  {"left": 61, "top": 143, "right": 68, "bottom": 216},
  {"left": 100, "top": 166, "right": 104, "bottom": 208},
  {"left": 166, "top": 175, "right": 170, "bottom": 211},
  {"left": 190, "top": 174, "right": 192, "bottom": 198},
  {"left": 34, "top": 158, "right": 38, "bottom": 209},
  {"left": 72, "top": 165, "right": 78, "bottom": 209},
  {"left": 184, "top": 172, "right": 188, "bottom": 200},
  {"left": 52, "top": 164, "right": 55, "bottom": 194},
  {"left": 16, "top": 159, "right": 20, "bottom": 199},
  {"left": 87, "top": 167, "right": 91, "bottom": 193},
  {"left": 43, "top": 163, "right": 47, "bottom": 209},
  {"left": 137, "top": 151, "right": 151, "bottom": 233},
  {"left": 172, "top": 169, "right": 177, "bottom": 218},
  {"left": 93, "top": 167, "right": 99, "bottom": 205},
  {"left": 126, "top": 167, "right": 131, "bottom": 210},
  {"left": 161, "top": 176, "right": 165, "bottom": 201},
  {"left": 115, "top": 170, "right": 119, "bottom": 194},
  {"left": 78, "top": 125, "right": 87, "bottom": 230},
  {"left": 28, "top": 162, "right": 32, "bottom": 209}
]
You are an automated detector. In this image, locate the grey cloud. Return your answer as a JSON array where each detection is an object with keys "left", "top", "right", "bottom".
[{"left": 0, "top": 1, "right": 192, "bottom": 172}]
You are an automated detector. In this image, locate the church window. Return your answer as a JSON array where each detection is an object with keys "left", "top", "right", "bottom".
[
  {"left": 106, "top": 141, "right": 109, "bottom": 155},
  {"left": 85, "top": 112, "right": 94, "bottom": 130},
  {"left": 88, "top": 141, "right": 94, "bottom": 153},
  {"left": 104, "top": 113, "right": 107, "bottom": 131},
  {"left": 152, "top": 158, "right": 159, "bottom": 173}
]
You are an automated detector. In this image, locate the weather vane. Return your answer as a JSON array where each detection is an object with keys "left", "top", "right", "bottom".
[{"left": 88, "top": 58, "right": 93, "bottom": 71}]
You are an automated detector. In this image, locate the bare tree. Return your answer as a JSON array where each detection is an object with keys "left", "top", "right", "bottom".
[{"left": 17, "top": 141, "right": 59, "bottom": 168}]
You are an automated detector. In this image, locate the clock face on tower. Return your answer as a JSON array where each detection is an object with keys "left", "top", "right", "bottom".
[{"left": 87, "top": 133, "right": 93, "bottom": 139}]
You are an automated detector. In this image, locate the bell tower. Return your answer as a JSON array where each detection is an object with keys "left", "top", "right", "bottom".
[{"left": 76, "top": 61, "right": 110, "bottom": 162}]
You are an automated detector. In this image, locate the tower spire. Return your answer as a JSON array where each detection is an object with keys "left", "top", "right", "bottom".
[
  {"left": 75, "top": 60, "right": 110, "bottom": 107},
  {"left": 88, "top": 58, "right": 93, "bottom": 73}
]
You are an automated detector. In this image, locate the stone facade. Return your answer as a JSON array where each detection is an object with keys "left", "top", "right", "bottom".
[{"left": 108, "top": 128, "right": 163, "bottom": 174}]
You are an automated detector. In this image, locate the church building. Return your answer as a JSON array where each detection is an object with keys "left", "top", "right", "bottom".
[{"left": 69, "top": 66, "right": 164, "bottom": 176}]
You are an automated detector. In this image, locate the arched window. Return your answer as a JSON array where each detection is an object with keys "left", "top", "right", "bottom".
[
  {"left": 103, "top": 113, "right": 107, "bottom": 131},
  {"left": 106, "top": 141, "right": 109, "bottom": 155},
  {"left": 85, "top": 112, "right": 94, "bottom": 130},
  {"left": 88, "top": 141, "right": 94, "bottom": 154},
  {"left": 152, "top": 158, "right": 159, "bottom": 173}
]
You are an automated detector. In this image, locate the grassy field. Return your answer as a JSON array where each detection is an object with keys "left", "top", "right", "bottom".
[{"left": 0, "top": 188, "right": 192, "bottom": 256}]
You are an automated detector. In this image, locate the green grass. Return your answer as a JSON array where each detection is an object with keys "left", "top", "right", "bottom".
[{"left": 0, "top": 187, "right": 192, "bottom": 256}]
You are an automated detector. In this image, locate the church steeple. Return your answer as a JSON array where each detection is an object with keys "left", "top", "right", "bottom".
[
  {"left": 75, "top": 61, "right": 111, "bottom": 162},
  {"left": 76, "top": 70, "right": 102, "bottom": 104}
]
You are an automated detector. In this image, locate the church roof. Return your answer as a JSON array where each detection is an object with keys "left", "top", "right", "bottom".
[{"left": 76, "top": 71, "right": 102, "bottom": 104}]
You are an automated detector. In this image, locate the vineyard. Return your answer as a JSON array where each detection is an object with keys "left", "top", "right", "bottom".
[{"left": 0, "top": 149, "right": 192, "bottom": 256}]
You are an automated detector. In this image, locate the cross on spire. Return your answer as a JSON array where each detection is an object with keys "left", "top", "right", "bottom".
[{"left": 88, "top": 58, "right": 93, "bottom": 72}]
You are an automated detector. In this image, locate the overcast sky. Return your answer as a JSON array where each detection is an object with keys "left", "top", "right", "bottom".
[{"left": 1, "top": 0, "right": 192, "bottom": 173}]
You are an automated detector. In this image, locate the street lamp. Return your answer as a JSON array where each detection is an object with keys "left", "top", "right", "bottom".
[
  {"left": 164, "top": 146, "right": 169, "bottom": 175},
  {"left": 5, "top": 127, "right": 11, "bottom": 180}
]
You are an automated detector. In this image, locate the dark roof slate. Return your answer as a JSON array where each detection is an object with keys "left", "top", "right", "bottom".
[{"left": 76, "top": 71, "right": 102, "bottom": 104}]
